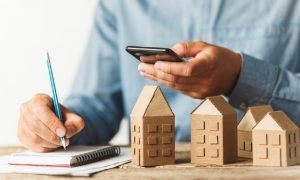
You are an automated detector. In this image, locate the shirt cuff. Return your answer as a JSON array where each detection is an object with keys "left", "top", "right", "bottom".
[{"left": 228, "top": 53, "right": 280, "bottom": 110}]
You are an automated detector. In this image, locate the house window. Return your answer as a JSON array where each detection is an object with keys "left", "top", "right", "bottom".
[
  {"left": 133, "top": 125, "right": 136, "bottom": 132},
  {"left": 196, "top": 134, "right": 205, "bottom": 144},
  {"left": 133, "top": 148, "right": 136, "bottom": 155},
  {"left": 258, "top": 134, "right": 268, "bottom": 145},
  {"left": 296, "top": 147, "right": 300, "bottom": 158},
  {"left": 162, "top": 124, "right": 172, "bottom": 133},
  {"left": 196, "top": 120, "right": 205, "bottom": 130},
  {"left": 194, "top": 131, "right": 205, "bottom": 144},
  {"left": 148, "top": 124, "right": 158, "bottom": 133},
  {"left": 270, "top": 134, "right": 280, "bottom": 145},
  {"left": 196, "top": 147, "right": 205, "bottom": 157},
  {"left": 210, "top": 148, "right": 219, "bottom": 158},
  {"left": 148, "top": 149, "right": 158, "bottom": 158},
  {"left": 162, "top": 149, "right": 172, "bottom": 157},
  {"left": 294, "top": 133, "right": 297, "bottom": 143},
  {"left": 245, "top": 142, "right": 252, "bottom": 152},
  {"left": 147, "top": 136, "right": 158, "bottom": 145},
  {"left": 238, "top": 141, "right": 245, "bottom": 150},
  {"left": 208, "top": 120, "right": 219, "bottom": 131},
  {"left": 133, "top": 136, "right": 136, "bottom": 144},
  {"left": 258, "top": 147, "right": 268, "bottom": 159},
  {"left": 291, "top": 147, "right": 295, "bottom": 158},
  {"left": 162, "top": 136, "right": 172, "bottom": 144},
  {"left": 208, "top": 135, "right": 218, "bottom": 145}
]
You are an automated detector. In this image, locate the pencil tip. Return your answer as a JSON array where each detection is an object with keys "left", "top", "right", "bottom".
[
  {"left": 62, "top": 141, "right": 67, "bottom": 150},
  {"left": 46, "top": 52, "right": 50, "bottom": 60}
]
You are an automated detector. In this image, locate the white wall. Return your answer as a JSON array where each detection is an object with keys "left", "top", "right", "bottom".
[{"left": 0, "top": 0, "right": 128, "bottom": 146}]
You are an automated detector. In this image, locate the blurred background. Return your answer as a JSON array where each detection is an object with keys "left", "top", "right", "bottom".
[{"left": 0, "top": 0, "right": 128, "bottom": 146}]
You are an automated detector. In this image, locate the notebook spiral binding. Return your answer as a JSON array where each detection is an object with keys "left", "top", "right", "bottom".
[{"left": 72, "top": 146, "right": 121, "bottom": 167}]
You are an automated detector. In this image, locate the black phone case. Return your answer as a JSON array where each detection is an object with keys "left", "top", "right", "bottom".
[{"left": 126, "top": 46, "right": 182, "bottom": 63}]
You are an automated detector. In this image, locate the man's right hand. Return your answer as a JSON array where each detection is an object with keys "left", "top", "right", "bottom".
[{"left": 18, "top": 93, "right": 85, "bottom": 152}]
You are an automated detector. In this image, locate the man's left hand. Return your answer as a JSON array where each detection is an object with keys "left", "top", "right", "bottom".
[{"left": 138, "top": 41, "right": 242, "bottom": 99}]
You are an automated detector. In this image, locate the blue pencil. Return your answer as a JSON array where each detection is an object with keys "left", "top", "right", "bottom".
[{"left": 46, "top": 52, "right": 67, "bottom": 150}]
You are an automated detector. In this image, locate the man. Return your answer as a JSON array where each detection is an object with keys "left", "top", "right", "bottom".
[{"left": 18, "top": 0, "right": 300, "bottom": 152}]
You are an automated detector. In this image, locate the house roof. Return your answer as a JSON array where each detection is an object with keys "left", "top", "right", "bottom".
[
  {"left": 130, "top": 85, "right": 174, "bottom": 117},
  {"left": 253, "top": 111, "right": 299, "bottom": 131},
  {"left": 238, "top": 105, "right": 273, "bottom": 131},
  {"left": 191, "top": 96, "right": 236, "bottom": 115}
]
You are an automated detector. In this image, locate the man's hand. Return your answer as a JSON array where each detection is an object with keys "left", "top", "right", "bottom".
[
  {"left": 18, "top": 93, "right": 85, "bottom": 152},
  {"left": 138, "top": 41, "right": 242, "bottom": 99}
]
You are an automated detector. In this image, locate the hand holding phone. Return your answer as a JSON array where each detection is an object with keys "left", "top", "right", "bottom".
[{"left": 126, "top": 46, "right": 183, "bottom": 64}]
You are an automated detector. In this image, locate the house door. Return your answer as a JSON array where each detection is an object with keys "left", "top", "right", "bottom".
[
  {"left": 132, "top": 147, "right": 141, "bottom": 165},
  {"left": 138, "top": 148, "right": 141, "bottom": 165},
  {"left": 269, "top": 147, "right": 281, "bottom": 166}
]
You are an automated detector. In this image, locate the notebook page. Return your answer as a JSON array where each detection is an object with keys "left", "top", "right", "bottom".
[
  {"left": 0, "top": 147, "right": 131, "bottom": 176},
  {"left": 9, "top": 146, "right": 110, "bottom": 166}
]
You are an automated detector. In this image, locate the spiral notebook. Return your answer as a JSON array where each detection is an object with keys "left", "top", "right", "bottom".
[{"left": 8, "top": 146, "right": 121, "bottom": 168}]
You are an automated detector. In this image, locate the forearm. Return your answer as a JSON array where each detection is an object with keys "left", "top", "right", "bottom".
[
  {"left": 229, "top": 53, "right": 300, "bottom": 122},
  {"left": 64, "top": 91, "right": 124, "bottom": 145}
]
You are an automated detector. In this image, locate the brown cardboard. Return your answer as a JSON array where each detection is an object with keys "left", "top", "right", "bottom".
[
  {"left": 190, "top": 96, "right": 237, "bottom": 165},
  {"left": 130, "top": 85, "right": 175, "bottom": 167},
  {"left": 253, "top": 111, "right": 300, "bottom": 166},
  {"left": 238, "top": 105, "right": 273, "bottom": 158}
]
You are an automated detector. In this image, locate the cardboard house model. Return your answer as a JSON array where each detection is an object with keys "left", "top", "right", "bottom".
[
  {"left": 191, "top": 96, "right": 237, "bottom": 165},
  {"left": 253, "top": 111, "right": 300, "bottom": 166},
  {"left": 130, "top": 85, "right": 175, "bottom": 166},
  {"left": 238, "top": 105, "right": 273, "bottom": 158}
]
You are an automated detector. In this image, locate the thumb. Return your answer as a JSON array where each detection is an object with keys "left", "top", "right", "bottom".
[
  {"left": 61, "top": 106, "right": 85, "bottom": 138},
  {"left": 171, "top": 41, "right": 208, "bottom": 58}
]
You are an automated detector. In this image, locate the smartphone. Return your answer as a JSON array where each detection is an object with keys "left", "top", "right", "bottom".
[{"left": 126, "top": 46, "right": 183, "bottom": 64}]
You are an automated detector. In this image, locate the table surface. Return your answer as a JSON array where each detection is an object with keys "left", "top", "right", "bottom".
[{"left": 1, "top": 144, "right": 300, "bottom": 179}]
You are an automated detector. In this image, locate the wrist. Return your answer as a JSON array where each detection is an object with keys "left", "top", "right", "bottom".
[
  {"left": 228, "top": 53, "right": 279, "bottom": 110},
  {"left": 225, "top": 52, "right": 242, "bottom": 96}
]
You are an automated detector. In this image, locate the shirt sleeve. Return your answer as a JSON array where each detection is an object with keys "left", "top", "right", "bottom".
[
  {"left": 229, "top": 53, "right": 300, "bottom": 123},
  {"left": 63, "top": 1, "right": 124, "bottom": 145}
]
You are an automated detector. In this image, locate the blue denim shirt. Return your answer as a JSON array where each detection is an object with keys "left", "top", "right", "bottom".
[{"left": 64, "top": 0, "right": 300, "bottom": 145}]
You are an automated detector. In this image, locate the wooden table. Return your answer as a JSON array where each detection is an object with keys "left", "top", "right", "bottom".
[{"left": 1, "top": 144, "right": 300, "bottom": 179}]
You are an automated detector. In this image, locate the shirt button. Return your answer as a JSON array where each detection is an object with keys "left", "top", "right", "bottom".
[{"left": 239, "top": 102, "right": 247, "bottom": 110}]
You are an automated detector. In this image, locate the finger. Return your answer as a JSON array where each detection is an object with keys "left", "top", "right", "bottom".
[
  {"left": 139, "top": 62, "right": 203, "bottom": 84},
  {"left": 19, "top": 123, "right": 59, "bottom": 151},
  {"left": 22, "top": 123, "right": 70, "bottom": 150},
  {"left": 140, "top": 72, "right": 197, "bottom": 92},
  {"left": 139, "top": 63, "right": 186, "bottom": 84},
  {"left": 22, "top": 107, "right": 62, "bottom": 146},
  {"left": 138, "top": 63, "right": 156, "bottom": 75},
  {"left": 140, "top": 71, "right": 156, "bottom": 81},
  {"left": 155, "top": 69, "right": 195, "bottom": 84},
  {"left": 140, "top": 54, "right": 181, "bottom": 63},
  {"left": 177, "top": 90, "right": 205, "bottom": 99},
  {"left": 154, "top": 58, "right": 207, "bottom": 77},
  {"left": 62, "top": 106, "right": 85, "bottom": 138},
  {"left": 140, "top": 55, "right": 158, "bottom": 64},
  {"left": 32, "top": 103, "right": 66, "bottom": 138},
  {"left": 32, "top": 93, "right": 53, "bottom": 108},
  {"left": 171, "top": 41, "right": 209, "bottom": 57},
  {"left": 140, "top": 71, "right": 211, "bottom": 99},
  {"left": 178, "top": 85, "right": 215, "bottom": 99}
]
